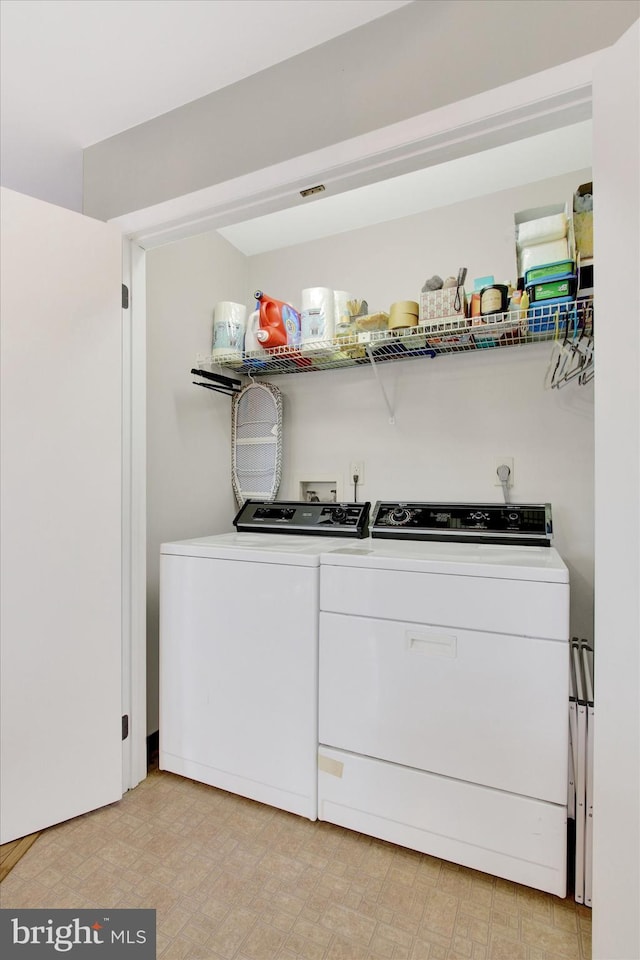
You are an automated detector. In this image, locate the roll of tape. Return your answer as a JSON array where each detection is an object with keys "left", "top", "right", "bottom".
[
  {"left": 390, "top": 300, "right": 419, "bottom": 316},
  {"left": 389, "top": 313, "right": 418, "bottom": 330},
  {"left": 389, "top": 300, "right": 419, "bottom": 330}
]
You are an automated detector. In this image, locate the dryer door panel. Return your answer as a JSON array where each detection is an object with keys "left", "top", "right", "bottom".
[{"left": 319, "top": 611, "right": 568, "bottom": 804}]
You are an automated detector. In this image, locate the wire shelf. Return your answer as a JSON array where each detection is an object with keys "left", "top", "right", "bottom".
[{"left": 196, "top": 299, "right": 593, "bottom": 378}]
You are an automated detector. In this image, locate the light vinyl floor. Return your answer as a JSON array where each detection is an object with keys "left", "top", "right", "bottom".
[{"left": 0, "top": 770, "right": 592, "bottom": 960}]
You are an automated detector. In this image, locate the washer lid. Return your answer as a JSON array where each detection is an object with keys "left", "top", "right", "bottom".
[
  {"left": 160, "top": 532, "right": 352, "bottom": 565},
  {"left": 320, "top": 538, "right": 569, "bottom": 582}
]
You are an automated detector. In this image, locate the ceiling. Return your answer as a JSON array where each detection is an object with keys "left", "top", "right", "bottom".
[
  {"left": 0, "top": 0, "right": 410, "bottom": 210},
  {"left": 1, "top": 0, "right": 593, "bottom": 251},
  {"left": 219, "top": 120, "right": 593, "bottom": 255}
]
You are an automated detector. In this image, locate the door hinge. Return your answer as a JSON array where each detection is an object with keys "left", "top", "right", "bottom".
[
  {"left": 122, "top": 284, "right": 129, "bottom": 309},
  {"left": 122, "top": 714, "right": 129, "bottom": 741}
]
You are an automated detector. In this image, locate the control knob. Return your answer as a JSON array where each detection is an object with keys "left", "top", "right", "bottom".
[
  {"left": 332, "top": 507, "right": 347, "bottom": 523},
  {"left": 388, "top": 508, "right": 412, "bottom": 525}
]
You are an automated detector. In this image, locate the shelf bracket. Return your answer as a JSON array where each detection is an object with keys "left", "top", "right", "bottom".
[{"left": 365, "top": 345, "right": 396, "bottom": 425}]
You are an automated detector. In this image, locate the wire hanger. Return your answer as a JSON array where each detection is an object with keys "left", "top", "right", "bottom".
[
  {"left": 544, "top": 302, "right": 594, "bottom": 390},
  {"left": 544, "top": 312, "right": 572, "bottom": 389}
]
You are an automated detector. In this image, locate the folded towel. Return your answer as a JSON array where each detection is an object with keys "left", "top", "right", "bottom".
[
  {"left": 517, "top": 213, "right": 568, "bottom": 250},
  {"left": 519, "top": 239, "right": 570, "bottom": 274}
]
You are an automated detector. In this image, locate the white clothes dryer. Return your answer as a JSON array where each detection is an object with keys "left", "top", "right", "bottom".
[
  {"left": 317, "top": 501, "right": 570, "bottom": 896},
  {"left": 160, "top": 500, "right": 370, "bottom": 820}
]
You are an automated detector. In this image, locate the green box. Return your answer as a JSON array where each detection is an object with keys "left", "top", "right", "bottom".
[{"left": 527, "top": 274, "right": 577, "bottom": 303}]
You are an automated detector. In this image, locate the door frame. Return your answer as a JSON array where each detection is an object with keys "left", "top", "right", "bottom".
[{"left": 122, "top": 239, "right": 147, "bottom": 791}]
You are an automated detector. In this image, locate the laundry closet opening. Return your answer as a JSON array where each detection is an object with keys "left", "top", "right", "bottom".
[{"left": 143, "top": 107, "right": 594, "bottom": 738}]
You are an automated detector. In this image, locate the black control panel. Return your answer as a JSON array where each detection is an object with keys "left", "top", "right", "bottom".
[
  {"left": 371, "top": 502, "right": 552, "bottom": 546},
  {"left": 233, "top": 500, "right": 371, "bottom": 537}
]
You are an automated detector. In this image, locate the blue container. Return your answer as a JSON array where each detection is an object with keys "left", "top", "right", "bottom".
[
  {"left": 526, "top": 296, "right": 578, "bottom": 334},
  {"left": 524, "top": 260, "right": 575, "bottom": 285}
]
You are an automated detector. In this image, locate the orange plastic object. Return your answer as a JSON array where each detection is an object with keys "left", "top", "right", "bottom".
[{"left": 254, "top": 291, "right": 300, "bottom": 349}]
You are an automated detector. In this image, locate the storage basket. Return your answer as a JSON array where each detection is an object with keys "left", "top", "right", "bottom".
[{"left": 524, "top": 296, "right": 576, "bottom": 334}]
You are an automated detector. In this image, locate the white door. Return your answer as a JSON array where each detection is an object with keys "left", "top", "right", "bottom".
[
  {"left": 0, "top": 187, "right": 123, "bottom": 843},
  {"left": 592, "top": 18, "right": 639, "bottom": 960}
]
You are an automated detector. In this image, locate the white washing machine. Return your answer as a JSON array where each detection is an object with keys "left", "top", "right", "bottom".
[
  {"left": 317, "top": 501, "right": 570, "bottom": 896},
  {"left": 159, "top": 499, "right": 370, "bottom": 820}
]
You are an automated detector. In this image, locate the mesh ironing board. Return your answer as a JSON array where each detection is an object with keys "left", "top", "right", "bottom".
[{"left": 231, "top": 381, "right": 283, "bottom": 506}]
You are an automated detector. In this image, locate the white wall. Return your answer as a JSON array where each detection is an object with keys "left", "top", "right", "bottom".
[
  {"left": 248, "top": 169, "right": 594, "bottom": 639},
  {"left": 146, "top": 230, "right": 248, "bottom": 733}
]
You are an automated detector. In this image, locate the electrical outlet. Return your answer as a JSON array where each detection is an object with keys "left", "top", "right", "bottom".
[
  {"left": 350, "top": 461, "right": 365, "bottom": 485},
  {"left": 494, "top": 457, "right": 514, "bottom": 487}
]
